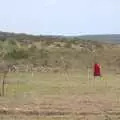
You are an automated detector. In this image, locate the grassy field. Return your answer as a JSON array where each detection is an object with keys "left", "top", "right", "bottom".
[{"left": 0, "top": 71, "right": 120, "bottom": 119}]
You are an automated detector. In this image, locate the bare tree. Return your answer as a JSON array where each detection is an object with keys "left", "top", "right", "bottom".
[
  {"left": 59, "top": 57, "right": 70, "bottom": 80},
  {"left": 0, "top": 63, "right": 14, "bottom": 96}
]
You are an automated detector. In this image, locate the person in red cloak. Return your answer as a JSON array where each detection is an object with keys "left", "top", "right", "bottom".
[{"left": 93, "top": 62, "right": 102, "bottom": 78}]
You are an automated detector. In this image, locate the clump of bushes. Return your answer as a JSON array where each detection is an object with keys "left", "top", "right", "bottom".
[{"left": 5, "top": 49, "right": 29, "bottom": 59}]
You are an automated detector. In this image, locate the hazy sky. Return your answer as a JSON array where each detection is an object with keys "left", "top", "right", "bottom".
[{"left": 0, "top": 0, "right": 120, "bottom": 35}]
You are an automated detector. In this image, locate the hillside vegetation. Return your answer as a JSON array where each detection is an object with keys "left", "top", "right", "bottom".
[{"left": 0, "top": 31, "right": 120, "bottom": 73}]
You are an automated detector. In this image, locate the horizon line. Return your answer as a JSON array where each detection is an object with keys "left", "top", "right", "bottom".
[{"left": 0, "top": 30, "right": 120, "bottom": 37}]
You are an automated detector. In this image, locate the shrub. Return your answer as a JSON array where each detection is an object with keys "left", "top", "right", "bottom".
[
  {"left": 39, "top": 49, "right": 49, "bottom": 59},
  {"left": 64, "top": 42, "right": 72, "bottom": 48},
  {"left": 5, "top": 48, "right": 29, "bottom": 60}
]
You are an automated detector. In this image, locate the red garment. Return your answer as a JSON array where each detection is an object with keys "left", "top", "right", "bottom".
[{"left": 94, "top": 64, "right": 101, "bottom": 76}]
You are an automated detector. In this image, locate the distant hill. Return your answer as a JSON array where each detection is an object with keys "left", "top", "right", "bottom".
[
  {"left": 78, "top": 34, "right": 120, "bottom": 43},
  {"left": 0, "top": 31, "right": 120, "bottom": 43}
]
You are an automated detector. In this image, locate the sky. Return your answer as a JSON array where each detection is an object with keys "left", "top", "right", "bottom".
[{"left": 0, "top": 0, "right": 120, "bottom": 35}]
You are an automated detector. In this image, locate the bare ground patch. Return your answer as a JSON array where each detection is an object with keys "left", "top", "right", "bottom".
[{"left": 0, "top": 95, "right": 120, "bottom": 120}]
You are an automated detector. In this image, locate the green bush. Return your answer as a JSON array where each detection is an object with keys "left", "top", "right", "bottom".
[
  {"left": 7, "top": 39, "right": 17, "bottom": 45},
  {"left": 5, "top": 48, "right": 29, "bottom": 60}
]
